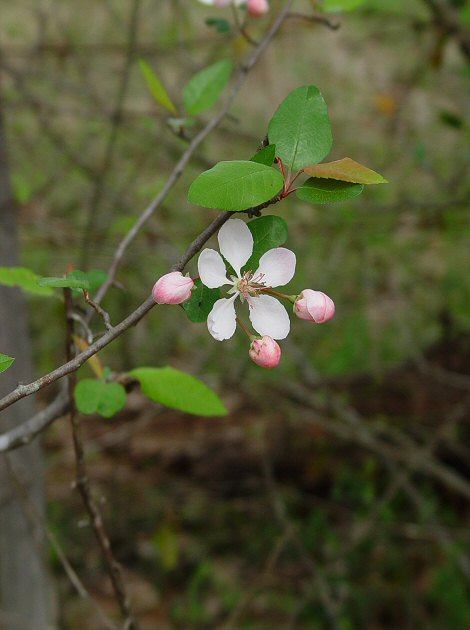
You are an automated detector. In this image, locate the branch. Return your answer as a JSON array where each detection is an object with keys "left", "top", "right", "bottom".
[
  {"left": 0, "top": 295, "right": 154, "bottom": 413},
  {"left": 286, "top": 11, "right": 340, "bottom": 31},
  {"left": 0, "top": 194, "right": 288, "bottom": 447},
  {"left": 0, "top": 0, "right": 294, "bottom": 416},
  {"left": 277, "top": 382, "right": 470, "bottom": 502},
  {"left": 64, "top": 288, "right": 138, "bottom": 629},
  {"left": 0, "top": 388, "right": 69, "bottom": 452},
  {"left": 0, "top": 189, "right": 288, "bottom": 417},
  {"left": 91, "top": 0, "right": 294, "bottom": 310},
  {"left": 83, "top": 290, "right": 113, "bottom": 331}
]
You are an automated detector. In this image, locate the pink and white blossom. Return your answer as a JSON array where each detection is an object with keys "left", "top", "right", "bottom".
[
  {"left": 249, "top": 336, "right": 281, "bottom": 368},
  {"left": 152, "top": 271, "right": 194, "bottom": 305},
  {"left": 198, "top": 219, "right": 296, "bottom": 341},
  {"left": 294, "top": 289, "right": 335, "bottom": 323}
]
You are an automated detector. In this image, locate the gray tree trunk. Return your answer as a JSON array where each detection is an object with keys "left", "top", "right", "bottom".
[{"left": 0, "top": 97, "right": 56, "bottom": 628}]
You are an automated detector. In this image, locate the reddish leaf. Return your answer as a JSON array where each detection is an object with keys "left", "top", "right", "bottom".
[{"left": 303, "top": 157, "right": 387, "bottom": 185}]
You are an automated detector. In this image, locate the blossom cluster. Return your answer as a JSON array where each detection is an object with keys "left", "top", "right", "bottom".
[{"left": 153, "top": 219, "right": 335, "bottom": 369}]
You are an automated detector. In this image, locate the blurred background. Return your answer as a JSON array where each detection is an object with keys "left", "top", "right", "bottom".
[{"left": 1, "top": 0, "right": 470, "bottom": 628}]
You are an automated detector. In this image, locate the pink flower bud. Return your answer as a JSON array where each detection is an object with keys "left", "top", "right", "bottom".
[
  {"left": 152, "top": 272, "right": 194, "bottom": 305},
  {"left": 294, "top": 289, "right": 335, "bottom": 323},
  {"left": 247, "top": 0, "right": 269, "bottom": 17},
  {"left": 249, "top": 336, "right": 281, "bottom": 368}
]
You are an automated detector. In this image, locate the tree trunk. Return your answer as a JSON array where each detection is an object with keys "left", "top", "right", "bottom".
[{"left": 0, "top": 95, "right": 56, "bottom": 628}]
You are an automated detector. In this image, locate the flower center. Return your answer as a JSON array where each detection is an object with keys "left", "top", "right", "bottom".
[{"left": 233, "top": 270, "right": 266, "bottom": 302}]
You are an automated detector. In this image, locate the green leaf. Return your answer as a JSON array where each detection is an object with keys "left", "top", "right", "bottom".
[
  {"left": 188, "top": 160, "right": 284, "bottom": 212},
  {"left": 268, "top": 85, "right": 332, "bottom": 172},
  {"left": 244, "top": 215, "right": 288, "bottom": 271},
  {"left": 85, "top": 269, "right": 108, "bottom": 291},
  {"left": 322, "top": 0, "right": 365, "bottom": 11},
  {"left": 296, "top": 178, "right": 364, "bottom": 204},
  {"left": 0, "top": 354, "right": 15, "bottom": 375},
  {"left": 250, "top": 144, "right": 276, "bottom": 167},
  {"left": 75, "top": 379, "right": 127, "bottom": 418},
  {"left": 183, "top": 59, "right": 233, "bottom": 116},
  {"left": 183, "top": 280, "right": 220, "bottom": 323},
  {"left": 303, "top": 157, "right": 388, "bottom": 184},
  {"left": 0, "top": 266, "right": 55, "bottom": 297},
  {"left": 37, "top": 270, "right": 91, "bottom": 290},
  {"left": 138, "top": 59, "right": 177, "bottom": 115},
  {"left": 205, "top": 17, "right": 231, "bottom": 33},
  {"left": 130, "top": 367, "right": 227, "bottom": 417}
]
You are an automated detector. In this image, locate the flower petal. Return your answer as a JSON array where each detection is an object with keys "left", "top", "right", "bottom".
[
  {"left": 198, "top": 249, "right": 229, "bottom": 288},
  {"left": 207, "top": 295, "right": 238, "bottom": 341},
  {"left": 218, "top": 219, "right": 253, "bottom": 277},
  {"left": 255, "top": 247, "right": 296, "bottom": 287},
  {"left": 247, "top": 294, "right": 290, "bottom": 340}
]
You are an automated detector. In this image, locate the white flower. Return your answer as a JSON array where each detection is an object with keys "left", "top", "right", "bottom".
[{"left": 198, "top": 219, "right": 296, "bottom": 341}]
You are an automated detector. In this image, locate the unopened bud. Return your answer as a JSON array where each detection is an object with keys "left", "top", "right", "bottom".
[
  {"left": 249, "top": 335, "right": 281, "bottom": 368},
  {"left": 152, "top": 272, "right": 194, "bottom": 305},
  {"left": 247, "top": 0, "right": 269, "bottom": 17},
  {"left": 294, "top": 289, "right": 335, "bottom": 323}
]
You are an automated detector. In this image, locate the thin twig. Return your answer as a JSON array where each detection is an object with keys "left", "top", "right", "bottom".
[
  {"left": 391, "top": 462, "right": 470, "bottom": 580},
  {"left": 260, "top": 453, "right": 343, "bottom": 628},
  {"left": 83, "top": 290, "right": 113, "bottom": 331},
  {"left": 231, "top": 3, "right": 259, "bottom": 47},
  {"left": 222, "top": 528, "right": 291, "bottom": 629},
  {"left": 91, "top": 0, "right": 294, "bottom": 311},
  {"left": 80, "top": 0, "right": 142, "bottom": 267},
  {"left": 0, "top": 388, "right": 69, "bottom": 453},
  {"left": 0, "top": 295, "right": 154, "bottom": 412},
  {"left": 286, "top": 11, "right": 340, "bottom": 30},
  {"left": 64, "top": 288, "right": 138, "bottom": 630},
  {"left": 275, "top": 382, "right": 470, "bottom": 502}
]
